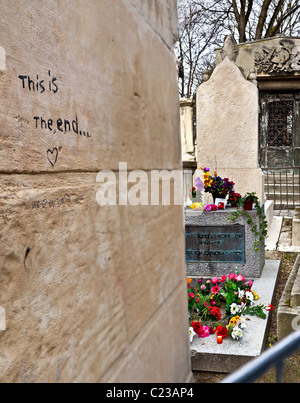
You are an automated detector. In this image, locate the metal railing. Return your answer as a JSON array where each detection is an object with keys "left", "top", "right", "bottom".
[
  {"left": 221, "top": 330, "right": 300, "bottom": 383},
  {"left": 263, "top": 166, "right": 300, "bottom": 210}
]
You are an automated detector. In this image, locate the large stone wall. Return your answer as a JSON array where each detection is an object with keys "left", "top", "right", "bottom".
[{"left": 0, "top": 0, "right": 192, "bottom": 383}]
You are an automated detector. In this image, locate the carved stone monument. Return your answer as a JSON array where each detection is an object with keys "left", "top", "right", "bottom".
[
  {"left": 220, "top": 34, "right": 239, "bottom": 62},
  {"left": 196, "top": 53, "right": 264, "bottom": 202}
]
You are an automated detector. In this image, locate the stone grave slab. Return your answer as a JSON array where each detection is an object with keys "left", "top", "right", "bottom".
[
  {"left": 185, "top": 209, "right": 265, "bottom": 279},
  {"left": 190, "top": 260, "right": 280, "bottom": 374}
]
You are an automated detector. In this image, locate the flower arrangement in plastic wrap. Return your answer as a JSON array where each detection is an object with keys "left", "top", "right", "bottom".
[
  {"left": 185, "top": 177, "right": 205, "bottom": 211},
  {"left": 187, "top": 271, "right": 274, "bottom": 344}
]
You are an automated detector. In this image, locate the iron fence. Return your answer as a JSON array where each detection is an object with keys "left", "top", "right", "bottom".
[
  {"left": 222, "top": 330, "right": 300, "bottom": 383},
  {"left": 263, "top": 166, "right": 300, "bottom": 210}
]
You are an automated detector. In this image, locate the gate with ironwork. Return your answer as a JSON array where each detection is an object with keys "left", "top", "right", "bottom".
[{"left": 260, "top": 91, "right": 300, "bottom": 209}]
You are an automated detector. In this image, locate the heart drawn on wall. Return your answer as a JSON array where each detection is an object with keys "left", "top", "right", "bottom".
[{"left": 47, "top": 148, "right": 59, "bottom": 168}]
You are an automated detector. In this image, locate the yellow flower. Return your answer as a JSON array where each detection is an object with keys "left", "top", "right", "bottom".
[
  {"left": 189, "top": 203, "right": 204, "bottom": 211},
  {"left": 229, "top": 316, "right": 240, "bottom": 326}
]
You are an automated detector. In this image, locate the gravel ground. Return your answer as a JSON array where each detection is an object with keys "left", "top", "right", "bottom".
[{"left": 193, "top": 252, "right": 299, "bottom": 383}]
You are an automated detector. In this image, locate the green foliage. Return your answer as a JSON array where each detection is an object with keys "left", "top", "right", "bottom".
[{"left": 228, "top": 192, "right": 268, "bottom": 252}]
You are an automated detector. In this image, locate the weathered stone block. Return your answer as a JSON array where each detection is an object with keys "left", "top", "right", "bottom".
[
  {"left": 278, "top": 255, "right": 300, "bottom": 340},
  {"left": 196, "top": 57, "right": 264, "bottom": 202},
  {"left": 185, "top": 209, "right": 265, "bottom": 279},
  {"left": 0, "top": 0, "right": 192, "bottom": 384}
]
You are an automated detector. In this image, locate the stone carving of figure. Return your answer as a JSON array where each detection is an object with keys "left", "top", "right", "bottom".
[
  {"left": 255, "top": 39, "right": 300, "bottom": 74},
  {"left": 220, "top": 34, "right": 239, "bottom": 62}
]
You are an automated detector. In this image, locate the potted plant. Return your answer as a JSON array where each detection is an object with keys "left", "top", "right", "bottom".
[
  {"left": 243, "top": 192, "right": 258, "bottom": 211},
  {"left": 228, "top": 192, "right": 268, "bottom": 252}
]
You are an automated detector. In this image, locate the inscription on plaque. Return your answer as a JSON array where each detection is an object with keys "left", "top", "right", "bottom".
[{"left": 185, "top": 225, "right": 245, "bottom": 264}]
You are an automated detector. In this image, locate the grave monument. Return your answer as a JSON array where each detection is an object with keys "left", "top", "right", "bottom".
[
  {"left": 196, "top": 35, "right": 265, "bottom": 203},
  {"left": 187, "top": 35, "right": 281, "bottom": 373}
]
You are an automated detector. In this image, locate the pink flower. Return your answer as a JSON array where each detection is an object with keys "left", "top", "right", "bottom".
[
  {"left": 204, "top": 204, "right": 212, "bottom": 212},
  {"left": 221, "top": 275, "right": 227, "bottom": 282},
  {"left": 236, "top": 274, "right": 245, "bottom": 282},
  {"left": 201, "top": 285, "right": 206, "bottom": 290},
  {"left": 247, "top": 280, "right": 253, "bottom": 288},
  {"left": 188, "top": 293, "right": 195, "bottom": 299},
  {"left": 196, "top": 299, "right": 200, "bottom": 304},
  {"left": 211, "top": 277, "right": 220, "bottom": 285},
  {"left": 198, "top": 326, "right": 210, "bottom": 338},
  {"left": 204, "top": 301, "right": 207, "bottom": 307},
  {"left": 211, "top": 300, "right": 216, "bottom": 306},
  {"left": 211, "top": 285, "right": 221, "bottom": 294},
  {"left": 228, "top": 273, "right": 237, "bottom": 281}
]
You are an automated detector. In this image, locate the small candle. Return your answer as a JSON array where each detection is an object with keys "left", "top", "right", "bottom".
[{"left": 217, "top": 336, "right": 223, "bottom": 344}]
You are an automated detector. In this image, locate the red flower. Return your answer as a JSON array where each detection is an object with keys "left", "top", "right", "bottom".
[
  {"left": 216, "top": 326, "right": 229, "bottom": 338},
  {"left": 191, "top": 321, "right": 202, "bottom": 335},
  {"left": 208, "top": 306, "right": 222, "bottom": 321},
  {"left": 209, "top": 327, "right": 216, "bottom": 335},
  {"left": 266, "top": 304, "right": 274, "bottom": 312},
  {"left": 191, "top": 322, "right": 210, "bottom": 338}
]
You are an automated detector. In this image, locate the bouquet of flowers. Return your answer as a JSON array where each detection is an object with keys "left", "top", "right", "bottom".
[
  {"left": 201, "top": 167, "right": 235, "bottom": 198},
  {"left": 187, "top": 271, "right": 274, "bottom": 343}
]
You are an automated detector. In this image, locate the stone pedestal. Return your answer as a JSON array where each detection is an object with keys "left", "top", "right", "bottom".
[
  {"left": 185, "top": 208, "right": 265, "bottom": 279},
  {"left": 191, "top": 261, "right": 280, "bottom": 373},
  {"left": 180, "top": 98, "right": 195, "bottom": 162},
  {"left": 278, "top": 255, "right": 300, "bottom": 340},
  {"left": 292, "top": 207, "right": 300, "bottom": 247}
]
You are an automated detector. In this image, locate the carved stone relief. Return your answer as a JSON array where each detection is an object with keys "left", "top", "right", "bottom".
[
  {"left": 255, "top": 39, "right": 300, "bottom": 74},
  {"left": 220, "top": 34, "right": 239, "bottom": 62}
]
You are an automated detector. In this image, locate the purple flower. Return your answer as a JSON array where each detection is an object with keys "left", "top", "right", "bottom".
[
  {"left": 195, "top": 177, "right": 205, "bottom": 192},
  {"left": 204, "top": 204, "right": 212, "bottom": 211}
]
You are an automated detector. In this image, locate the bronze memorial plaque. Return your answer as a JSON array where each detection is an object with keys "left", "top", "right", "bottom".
[{"left": 185, "top": 225, "right": 245, "bottom": 264}]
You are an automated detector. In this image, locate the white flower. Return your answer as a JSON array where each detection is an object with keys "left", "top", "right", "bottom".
[
  {"left": 230, "top": 303, "right": 239, "bottom": 315},
  {"left": 231, "top": 326, "right": 243, "bottom": 340},
  {"left": 238, "top": 288, "right": 245, "bottom": 299},
  {"left": 189, "top": 327, "right": 196, "bottom": 343},
  {"left": 246, "top": 291, "right": 254, "bottom": 303},
  {"left": 238, "top": 302, "right": 247, "bottom": 313}
]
